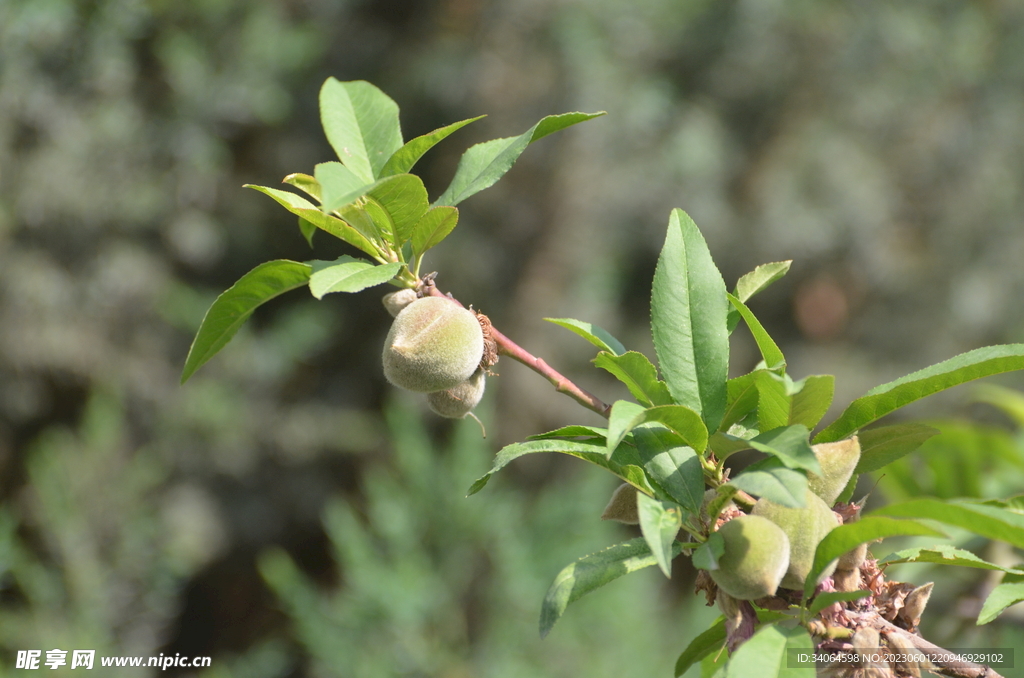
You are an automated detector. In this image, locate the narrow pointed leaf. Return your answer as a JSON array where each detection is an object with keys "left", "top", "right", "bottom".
[
  {"left": 748, "top": 425, "right": 821, "bottom": 475},
  {"left": 736, "top": 261, "right": 793, "bottom": 303},
  {"left": 816, "top": 344, "right": 1024, "bottom": 443},
  {"left": 181, "top": 260, "right": 312, "bottom": 383},
  {"left": 544, "top": 317, "right": 625, "bottom": 355},
  {"left": 283, "top": 173, "right": 321, "bottom": 202},
  {"left": 729, "top": 462, "right": 807, "bottom": 508},
  {"left": 726, "top": 624, "right": 814, "bottom": 678},
  {"left": 539, "top": 537, "right": 680, "bottom": 638},
  {"left": 365, "top": 174, "right": 429, "bottom": 246},
  {"left": 307, "top": 257, "right": 403, "bottom": 299},
  {"left": 978, "top": 582, "right": 1024, "bottom": 625},
  {"left": 789, "top": 375, "right": 834, "bottom": 429},
  {"left": 651, "top": 210, "right": 730, "bottom": 432},
  {"left": 435, "top": 111, "right": 604, "bottom": 206},
  {"left": 728, "top": 293, "right": 785, "bottom": 370},
  {"left": 855, "top": 423, "right": 941, "bottom": 474},
  {"left": 632, "top": 424, "right": 705, "bottom": 513},
  {"left": 879, "top": 545, "right": 1024, "bottom": 575},
  {"left": 606, "top": 401, "right": 708, "bottom": 458},
  {"left": 320, "top": 78, "right": 403, "bottom": 182},
  {"left": 380, "top": 115, "right": 486, "bottom": 177},
  {"left": 411, "top": 206, "right": 459, "bottom": 255},
  {"left": 804, "top": 517, "right": 946, "bottom": 598},
  {"left": 594, "top": 351, "right": 674, "bottom": 407},
  {"left": 637, "top": 493, "right": 684, "bottom": 577},
  {"left": 527, "top": 425, "right": 608, "bottom": 440},
  {"left": 245, "top": 185, "right": 379, "bottom": 257},
  {"left": 297, "top": 218, "right": 316, "bottom": 247},
  {"left": 873, "top": 498, "right": 1024, "bottom": 549}
]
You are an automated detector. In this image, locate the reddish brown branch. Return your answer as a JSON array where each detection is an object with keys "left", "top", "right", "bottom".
[{"left": 420, "top": 281, "right": 612, "bottom": 418}]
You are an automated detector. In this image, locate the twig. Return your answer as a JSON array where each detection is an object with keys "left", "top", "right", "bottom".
[{"left": 420, "top": 281, "right": 612, "bottom": 418}]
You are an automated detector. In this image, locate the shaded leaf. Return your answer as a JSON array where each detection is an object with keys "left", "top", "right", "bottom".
[
  {"left": 365, "top": 173, "right": 429, "bottom": 246},
  {"left": 594, "top": 351, "right": 674, "bottom": 407},
  {"left": 544, "top": 317, "right": 626, "bottom": 355},
  {"left": 873, "top": 498, "right": 1024, "bottom": 550},
  {"left": 411, "top": 206, "right": 459, "bottom": 255},
  {"left": 978, "top": 581, "right": 1024, "bottom": 625},
  {"left": 637, "top": 493, "right": 684, "bottom": 577},
  {"left": 320, "top": 78, "right": 403, "bottom": 182},
  {"left": 283, "top": 173, "right": 321, "bottom": 202},
  {"left": 855, "top": 423, "right": 941, "bottom": 474},
  {"left": 307, "top": 257, "right": 403, "bottom": 299},
  {"left": 720, "top": 373, "right": 760, "bottom": 432},
  {"left": 297, "top": 217, "right": 316, "bottom": 247},
  {"left": 692, "top": 531, "right": 725, "bottom": 571},
  {"left": 729, "top": 461, "right": 808, "bottom": 508},
  {"left": 528, "top": 425, "right": 608, "bottom": 440},
  {"left": 674, "top": 611, "right": 789, "bottom": 677},
  {"left": 651, "top": 209, "right": 730, "bottom": 432},
  {"left": 380, "top": 115, "right": 486, "bottom": 177},
  {"left": 755, "top": 370, "right": 791, "bottom": 432},
  {"left": 181, "top": 260, "right": 312, "bottom": 383}
]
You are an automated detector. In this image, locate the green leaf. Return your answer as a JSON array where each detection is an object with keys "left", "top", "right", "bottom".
[
  {"left": 727, "top": 293, "right": 785, "bottom": 370},
  {"left": 855, "top": 423, "right": 941, "bottom": 474},
  {"left": 736, "top": 261, "right": 793, "bottom": 303},
  {"left": 527, "top": 425, "right": 608, "bottom": 440},
  {"left": 674, "top": 611, "right": 789, "bottom": 677},
  {"left": 606, "top": 401, "right": 709, "bottom": 459},
  {"left": 245, "top": 185, "right": 380, "bottom": 258},
  {"left": 539, "top": 537, "right": 680, "bottom": 638},
  {"left": 320, "top": 78, "right": 403, "bottom": 183},
  {"left": 728, "top": 462, "right": 807, "bottom": 508},
  {"left": 878, "top": 545, "right": 1024, "bottom": 575},
  {"left": 978, "top": 581, "right": 1024, "bottom": 625},
  {"left": 804, "top": 517, "right": 946, "bottom": 598},
  {"left": 873, "top": 498, "right": 1024, "bottom": 550},
  {"left": 755, "top": 370, "right": 791, "bottom": 432},
  {"left": 315, "top": 161, "right": 374, "bottom": 213},
  {"left": 283, "top": 173, "right": 321, "bottom": 202},
  {"left": 692, "top": 531, "right": 725, "bottom": 571},
  {"left": 815, "top": 344, "right": 1024, "bottom": 443},
  {"left": 467, "top": 438, "right": 652, "bottom": 497},
  {"left": 365, "top": 174, "right": 429, "bottom": 246},
  {"left": 544, "top": 317, "right": 626, "bottom": 355},
  {"left": 651, "top": 210, "right": 730, "bottom": 432},
  {"left": 720, "top": 373, "right": 760, "bottom": 432},
  {"left": 749, "top": 425, "right": 821, "bottom": 476},
  {"left": 297, "top": 217, "right": 316, "bottom": 247},
  {"left": 789, "top": 375, "right": 834, "bottom": 429},
  {"left": 726, "top": 624, "right": 815, "bottom": 678},
  {"left": 307, "top": 257, "right": 403, "bottom": 299},
  {"left": 807, "top": 590, "right": 872, "bottom": 616},
  {"left": 594, "top": 351, "right": 674, "bottom": 407},
  {"left": 380, "top": 115, "right": 486, "bottom": 177},
  {"left": 181, "top": 260, "right": 312, "bottom": 383},
  {"left": 410, "top": 206, "right": 459, "bottom": 256},
  {"left": 637, "top": 493, "right": 684, "bottom": 577},
  {"left": 435, "top": 111, "right": 605, "bottom": 207},
  {"left": 632, "top": 424, "right": 705, "bottom": 513}
]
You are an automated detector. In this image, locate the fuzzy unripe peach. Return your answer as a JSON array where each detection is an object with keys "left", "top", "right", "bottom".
[
  {"left": 752, "top": 490, "right": 840, "bottom": 589},
  {"left": 807, "top": 437, "right": 861, "bottom": 505},
  {"left": 427, "top": 368, "right": 486, "bottom": 418},
  {"left": 709, "top": 515, "right": 791, "bottom": 600},
  {"left": 382, "top": 297, "right": 484, "bottom": 392}
]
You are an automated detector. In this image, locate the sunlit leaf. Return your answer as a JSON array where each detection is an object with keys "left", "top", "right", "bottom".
[
  {"left": 307, "top": 257, "right": 403, "bottom": 299},
  {"left": 544, "top": 317, "right": 626, "bottom": 355},
  {"left": 380, "top": 115, "right": 486, "bottom": 177},
  {"left": 320, "top": 78, "right": 403, "bottom": 183}
]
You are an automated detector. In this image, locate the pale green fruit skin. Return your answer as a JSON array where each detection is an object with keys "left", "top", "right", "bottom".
[
  {"left": 427, "top": 368, "right": 486, "bottom": 418},
  {"left": 753, "top": 490, "right": 840, "bottom": 590},
  {"left": 807, "top": 437, "right": 861, "bottom": 505},
  {"left": 382, "top": 297, "right": 484, "bottom": 392},
  {"left": 709, "top": 515, "right": 791, "bottom": 600},
  {"left": 382, "top": 289, "right": 418, "bottom": 318}
]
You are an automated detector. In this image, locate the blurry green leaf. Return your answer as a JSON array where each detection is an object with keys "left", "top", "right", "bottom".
[
  {"left": 978, "top": 582, "right": 1024, "bottom": 625},
  {"left": 181, "top": 260, "right": 312, "bottom": 383},
  {"left": 755, "top": 371, "right": 791, "bottom": 432},
  {"left": 789, "top": 375, "right": 834, "bottom": 430},
  {"left": 297, "top": 217, "right": 316, "bottom": 247},
  {"left": 380, "top": 115, "right": 486, "bottom": 177},
  {"left": 283, "top": 173, "right": 321, "bottom": 202},
  {"left": 727, "top": 294, "right": 785, "bottom": 371},
  {"left": 729, "top": 461, "right": 807, "bottom": 508},
  {"left": 320, "top": 78, "right": 403, "bottom": 183},
  {"left": 606, "top": 401, "right": 708, "bottom": 458},
  {"left": 720, "top": 373, "right": 760, "bottom": 432},
  {"left": 528, "top": 425, "right": 608, "bottom": 440},
  {"left": 633, "top": 424, "right": 705, "bottom": 514},
  {"left": 804, "top": 517, "right": 946, "bottom": 598},
  {"left": 879, "top": 545, "right": 1024, "bottom": 575},
  {"left": 307, "top": 257, "right": 403, "bottom": 299},
  {"left": 468, "top": 438, "right": 652, "bottom": 496},
  {"left": 815, "top": 344, "right": 1024, "bottom": 443},
  {"left": 736, "top": 261, "right": 793, "bottom": 303},
  {"left": 974, "top": 384, "right": 1024, "bottom": 428},
  {"left": 435, "top": 111, "right": 605, "bottom": 206},
  {"left": 411, "top": 206, "right": 459, "bottom": 256},
  {"left": 726, "top": 624, "right": 814, "bottom": 678},
  {"left": 651, "top": 210, "right": 730, "bottom": 432},
  {"left": 873, "top": 499, "right": 1024, "bottom": 549},
  {"left": 540, "top": 537, "right": 680, "bottom": 638},
  {"left": 807, "top": 590, "right": 871, "bottom": 616},
  {"left": 675, "top": 611, "right": 789, "bottom": 677},
  {"left": 315, "top": 161, "right": 374, "bottom": 213},
  {"left": 594, "top": 351, "right": 674, "bottom": 407},
  {"left": 365, "top": 174, "right": 429, "bottom": 246},
  {"left": 749, "top": 425, "right": 821, "bottom": 475},
  {"left": 708, "top": 431, "right": 754, "bottom": 459},
  {"left": 855, "top": 423, "right": 941, "bottom": 474},
  {"left": 692, "top": 531, "right": 725, "bottom": 571},
  {"left": 544, "top": 317, "right": 626, "bottom": 355},
  {"left": 637, "top": 493, "right": 683, "bottom": 577}
]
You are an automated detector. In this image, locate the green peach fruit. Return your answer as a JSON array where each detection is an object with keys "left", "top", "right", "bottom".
[
  {"left": 427, "top": 368, "right": 486, "bottom": 418},
  {"left": 807, "top": 437, "right": 861, "bottom": 505},
  {"left": 752, "top": 490, "right": 840, "bottom": 589},
  {"left": 382, "top": 297, "right": 484, "bottom": 392},
  {"left": 709, "top": 515, "right": 791, "bottom": 600}
]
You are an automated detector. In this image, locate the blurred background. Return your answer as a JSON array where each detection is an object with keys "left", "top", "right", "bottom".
[{"left": 2, "top": 0, "right": 1024, "bottom": 675}]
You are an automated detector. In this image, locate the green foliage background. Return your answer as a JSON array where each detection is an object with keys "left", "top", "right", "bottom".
[{"left": 1, "top": 0, "right": 1023, "bottom": 675}]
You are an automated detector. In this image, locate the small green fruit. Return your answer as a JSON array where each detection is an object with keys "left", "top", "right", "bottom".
[
  {"left": 807, "top": 437, "right": 861, "bottom": 505},
  {"left": 427, "top": 368, "right": 486, "bottom": 418},
  {"left": 382, "top": 297, "right": 484, "bottom": 392},
  {"left": 382, "top": 289, "right": 418, "bottom": 317},
  {"left": 752, "top": 490, "right": 840, "bottom": 589},
  {"left": 709, "top": 515, "right": 791, "bottom": 600}
]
